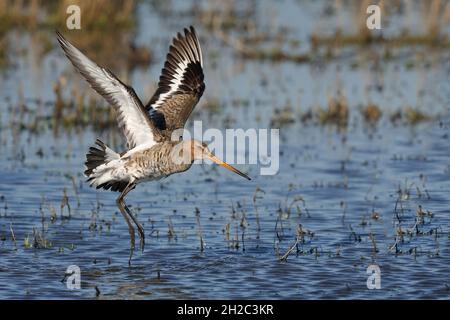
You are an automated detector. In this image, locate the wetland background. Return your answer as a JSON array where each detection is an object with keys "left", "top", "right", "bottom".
[{"left": 0, "top": 0, "right": 449, "bottom": 299}]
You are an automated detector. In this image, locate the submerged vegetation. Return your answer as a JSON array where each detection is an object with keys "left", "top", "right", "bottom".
[{"left": 0, "top": 0, "right": 448, "bottom": 299}]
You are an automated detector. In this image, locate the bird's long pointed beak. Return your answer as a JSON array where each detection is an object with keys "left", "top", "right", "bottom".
[{"left": 207, "top": 154, "right": 251, "bottom": 180}]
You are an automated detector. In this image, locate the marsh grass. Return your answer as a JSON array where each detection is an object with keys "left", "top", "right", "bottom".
[
  {"left": 252, "top": 187, "right": 265, "bottom": 233},
  {"left": 403, "top": 107, "right": 432, "bottom": 125},
  {"left": 267, "top": 100, "right": 438, "bottom": 130},
  {"left": 270, "top": 102, "right": 296, "bottom": 128},
  {"left": 51, "top": 79, "right": 118, "bottom": 134},
  {"left": 195, "top": 207, "right": 205, "bottom": 252},
  {"left": 0, "top": 29, "right": 7, "bottom": 69},
  {"left": 273, "top": 189, "right": 314, "bottom": 260},
  {"left": 312, "top": 0, "right": 449, "bottom": 49},
  {"left": 199, "top": 0, "right": 449, "bottom": 66},
  {"left": 0, "top": 0, "right": 443, "bottom": 142},
  {"left": 317, "top": 96, "right": 349, "bottom": 127},
  {"left": 279, "top": 224, "right": 315, "bottom": 261},
  {"left": 361, "top": 104, "right": 382, "bottom": 124},
  {"left": 0, "top": 0, "right": 134, "bottom": 32},
  {"left": 167, "top": 217, "right": 176, "bottom": 241},
  {"left": 0, "top": 0, "right": 150, "bottom": 71},
  {"left": 389, "top": 178, "right": 441, "bottom": 256}
]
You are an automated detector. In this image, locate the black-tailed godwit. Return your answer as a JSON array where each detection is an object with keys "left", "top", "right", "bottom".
[{"left": 56, "top": 27, "right": 250, "bottom": 263}]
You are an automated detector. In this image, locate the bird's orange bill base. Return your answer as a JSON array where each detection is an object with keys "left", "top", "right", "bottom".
[{"left": 207, "top": 155, "right": 251, "bottom": 180}]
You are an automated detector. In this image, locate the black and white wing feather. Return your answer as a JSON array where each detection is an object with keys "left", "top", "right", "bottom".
[
  {"left": 56, "top": 31, "right": 161, "bottom": 149},
  {"left": 146, "top": 26, "right": 205, "bottom": 136}
]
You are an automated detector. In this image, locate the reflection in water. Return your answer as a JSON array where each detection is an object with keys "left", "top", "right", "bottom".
[{"left": 0, "top": 0, "right": 449, "bottom": 299}]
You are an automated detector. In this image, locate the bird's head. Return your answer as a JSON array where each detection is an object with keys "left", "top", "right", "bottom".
[{"left": 173, "top": 139, "right": 251, "bottom": 180}]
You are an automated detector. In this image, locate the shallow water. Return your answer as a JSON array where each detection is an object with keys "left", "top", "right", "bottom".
[{"left": 0, "top": 0, "right": 449, "bottom": 299}]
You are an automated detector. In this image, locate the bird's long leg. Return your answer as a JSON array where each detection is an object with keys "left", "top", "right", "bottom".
[
  {"left": 116, "top": 183, "right": 136, "bottom": 265},
  {"left": 124, "top": 204, "right": 145, "bottom": 252},
  {"left": 117, "top": 182, "right": 145, "bottom": 253}
]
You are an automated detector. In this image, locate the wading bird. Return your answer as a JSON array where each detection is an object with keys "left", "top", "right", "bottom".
[{"left": 57, "top": 27, "right": 250, "bottom": 263}]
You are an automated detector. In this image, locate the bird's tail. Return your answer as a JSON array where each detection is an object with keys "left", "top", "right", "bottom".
[
  {"left": 85, "top": 140, "right": 128, "bottom": 192},
  {"left": 84, "top": 139, "right": 119, "bottom": 177}
]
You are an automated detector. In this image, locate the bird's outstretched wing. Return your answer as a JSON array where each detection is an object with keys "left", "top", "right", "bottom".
[
  {"left": 145, "top": 26, "right": 205, "bottom": 139},
  {"left": 56, "top": 31, "right": 162, "bottom": 149}
]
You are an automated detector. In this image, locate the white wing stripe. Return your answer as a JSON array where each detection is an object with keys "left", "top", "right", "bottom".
[
  {"left": 153, "top": 58, "right": 188, "bottom": 108},
  {"left": 146, "top": 26, "right": 205, "bottom": 122}
]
